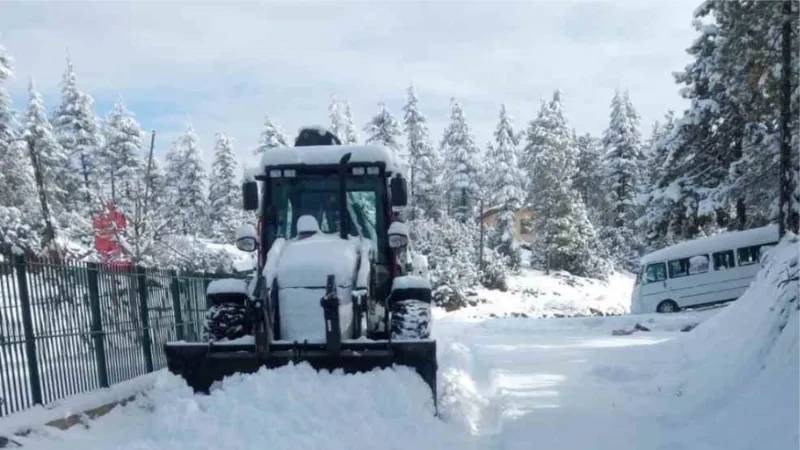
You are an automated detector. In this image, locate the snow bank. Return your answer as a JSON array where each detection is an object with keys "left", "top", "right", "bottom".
[
  {"left": 644, "top": 236, "right": 800, "bottom": 409},
  {"left": 0, "top": 371, "right": 164, "bottom": 439},
  {"left": 585, "top": 234, "right": 799, "bottom": 449},
  {"left": 439, "top": 268, "right": 635, "bottom": 320},
  {"left": 17, "top": 364, "right": 470, "bottom": 450}
]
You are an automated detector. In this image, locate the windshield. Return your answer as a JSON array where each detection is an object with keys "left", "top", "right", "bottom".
[{"left": 267, "top": 174, "right": 385, "bottom": 261}]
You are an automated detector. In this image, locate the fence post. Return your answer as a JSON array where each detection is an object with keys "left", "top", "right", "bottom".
[
  {"left": 169, "top": 269, "right": 184, "bottom": 341},
  {"left": 13, "top": 253, "right": 42, "bottom": 405},
  {"left": 86, "top": 262, "right": 109, "bottom": 388},
  {"left": 135, "top": 265, "right": 154, "bottom": 373}
]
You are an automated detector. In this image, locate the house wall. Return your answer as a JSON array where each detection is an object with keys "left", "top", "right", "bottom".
[{"left": 479, "top": 208, "right": 534, "bottom": 243}]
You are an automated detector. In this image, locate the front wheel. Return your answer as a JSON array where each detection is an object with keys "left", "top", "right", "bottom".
[
  {"left": 202, "top": 303, "right": 252, "bottom": 342},
  {"left": 391, "top": 299, "right": 431, "bottom": 339}
]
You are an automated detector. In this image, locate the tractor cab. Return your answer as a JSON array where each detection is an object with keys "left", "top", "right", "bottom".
[{"left": 240, "top": 129, "right": 411, "bottom": 322}]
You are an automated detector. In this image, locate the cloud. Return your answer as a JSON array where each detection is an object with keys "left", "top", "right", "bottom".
[{"left": 0, "top": 0, "right": 698, "bottom": 169}]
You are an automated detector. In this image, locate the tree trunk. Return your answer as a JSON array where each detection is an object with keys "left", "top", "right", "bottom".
[
  {"left": 25, "top": 137, "right": 58, "bottom": 259},
  {"left": 778, "top": 0, "right": 797, "bottom": 237}
]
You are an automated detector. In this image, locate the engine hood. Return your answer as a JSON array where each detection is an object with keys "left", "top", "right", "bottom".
[{"left": 273, "top": 234, "right": 361, "bottom": 289}]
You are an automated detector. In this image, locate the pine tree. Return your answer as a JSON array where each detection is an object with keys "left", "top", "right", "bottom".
[
  {"left": 341, "top": 101, "right": 359, "bottom": 145},
  {"left": 441, "top": 98, "right": 482, "bottom": 222},
  {"left": 51, "top": 55, "right": 102, "bottom": 209},
  {"left": 572, "top": 132, "right": 606, "bottom": 225},
  {"left": 402, "top": 85, "right": 442, "bottom": 219},
  {"left": 634, "top": 111, "right": 682, "bottom": 253},
  {"left": 364, "top": 101, "right": 403, "bottom": 161},
  {"left": 526, "top": 91, "right": 608, "bottom": 278},
  {"left": 207, "top": 132, "right": 243, "bottom": 240},
  {"left": 601, "top": 89, "right": 643, "bottom": 229},
  {"left": 254, "top": 116, "right": 289, "bottom": 156},
  {"left": 0, "top": 42, "right": 35, "bottom": 210},
  {"left": 99, "top": 98, "right": 143, "bottom": 213},
  {"left": 487, "top": 104, "right": 523, "bottom": 269},
  {"left": 165, "top": 125, "right": 208, "bottom": 236},
  {"left": 328, "top": 95, "right": 345, "bottom": 141},
  {"left": 23, "top": 78, "right": 70, "bottom": 249}
]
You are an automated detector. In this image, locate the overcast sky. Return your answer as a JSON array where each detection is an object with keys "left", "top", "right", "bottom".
[{"left": 0, "top": 1, "right": 699, "bottom": 168}]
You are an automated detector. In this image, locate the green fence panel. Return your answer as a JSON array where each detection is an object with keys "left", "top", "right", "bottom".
[{"left": 0, "top": 254, "right": 236, "bottom": 417}]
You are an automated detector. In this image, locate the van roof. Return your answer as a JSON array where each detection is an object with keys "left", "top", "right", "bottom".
[{"left": 639, "top": 224, "right": 779, "bottom": 266}]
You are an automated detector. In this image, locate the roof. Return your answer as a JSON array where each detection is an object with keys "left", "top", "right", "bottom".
[
  {"left": 247, "top": 144, "right": 402, "bottom": 178},
  {"left": 640, "top": 224, "right": 780, "bottom": 265}
]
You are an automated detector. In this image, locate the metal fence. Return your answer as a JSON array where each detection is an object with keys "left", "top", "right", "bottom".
[{"left": 0, "top": 253, "right": 235, "bottom": 416}]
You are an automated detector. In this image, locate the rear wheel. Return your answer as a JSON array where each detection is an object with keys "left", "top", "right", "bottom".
[
  {"left": 656, "top": 300, "right": 680, "bottom": 313},
  {"left": 391, "top": 299, "right": 431, "bottom": 339},
  {"left": 202, "top": 303, "right": 252, "bottom": 342}
]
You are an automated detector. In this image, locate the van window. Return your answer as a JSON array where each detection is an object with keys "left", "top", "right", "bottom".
[
  {"left": 713, "top": 250, "right": 736, "bottom": 270},
  {"left": 737, "top": 245, "right": 761, "bottom": 266},
  {"left": 668, "top": 255, "right": 710, "bottom": 278},
  {"left": 645, "top": 262, "right": 667, "bottom": 283}
]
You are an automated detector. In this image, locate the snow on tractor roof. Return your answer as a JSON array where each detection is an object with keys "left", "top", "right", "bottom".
[
  {"left": 254, "top": 144, "right": 402, "bottom": 176},
  {"left": 639, "top": 224, "right": 779, "bottom": 266}
]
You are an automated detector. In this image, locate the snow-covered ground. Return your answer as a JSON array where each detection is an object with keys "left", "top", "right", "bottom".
[
  {"left": 4, "top": 236, "right": 798, "bottom": 450},
  {"left": 443, "top": 267, "right": 636, "bottom": 320}
]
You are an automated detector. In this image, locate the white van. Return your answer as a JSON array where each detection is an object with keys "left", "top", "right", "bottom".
[{"left": 630, "top": 224, "right": 779, "bottom": 314}]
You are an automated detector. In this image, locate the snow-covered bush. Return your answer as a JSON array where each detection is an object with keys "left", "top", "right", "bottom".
[
  {"left": 146, "top": 235, "right": 240, "bottom": 273},
  {"left": 0, "top": 205, "right": 43, "bottom": 254},
  {"left": 408, "top": 216, "right": 479, "bottom": 309},
  {"left": 479, "top": 247, "right": 509, "bottom": 292}
]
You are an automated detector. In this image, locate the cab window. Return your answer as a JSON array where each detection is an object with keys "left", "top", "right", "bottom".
[{"left": 645, "top": 262, "right": 667, "bottom": 283}]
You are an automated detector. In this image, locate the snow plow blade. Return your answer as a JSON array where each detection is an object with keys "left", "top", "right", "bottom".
[{"left": 163, "top": 339, "right": 438, "bottom": 410}]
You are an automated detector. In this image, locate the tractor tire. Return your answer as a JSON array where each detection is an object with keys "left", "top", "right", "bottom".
[
  {"left": 202, "top": 303, "right": 252, "bottom": 342},
  {"left": 390, "top": 299, "right": 431, "bottom": 340}
]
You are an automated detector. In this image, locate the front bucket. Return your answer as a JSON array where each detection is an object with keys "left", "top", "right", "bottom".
[{"left": 163, "top": 339, "right": 438, "bottom": 411}]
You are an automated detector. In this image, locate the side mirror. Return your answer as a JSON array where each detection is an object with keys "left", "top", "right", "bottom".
[
  {"left": 243, "top": 181, "right": 259, "bottom": 211},
  {"left": 235, "top": 224, "right": 259, "bottom": 252},
  {"left": 388, "top": 221, "right": 409, "bottom": 249},
  {"left": 390, "top": 176, "right": 408, "bottom": 207}
]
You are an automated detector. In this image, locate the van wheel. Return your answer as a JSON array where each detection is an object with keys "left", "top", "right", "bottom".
[{"left": 656, "top": 300, "right": 680, "bottom": 313}]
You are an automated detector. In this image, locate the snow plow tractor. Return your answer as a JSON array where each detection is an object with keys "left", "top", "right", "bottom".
[{"left": 163, "top": 127, "right": 437, "bottom": 412}]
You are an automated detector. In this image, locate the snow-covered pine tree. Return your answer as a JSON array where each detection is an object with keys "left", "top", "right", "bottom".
[
  {"left": 572, "top": 132, "right": 606, "bottom": 226},
  {"left": 328, "top": 95, "right": 345, "bottom": 141},
  {"left": 441, "top": 98, "right": 482, "bottom": 222},
  {"left": 99, "top": 98, "right": 143, "bottom": 213},
  {"left": 51, "top": 55, "right": 102, "bottom": 210},
  {"left": 364, "top": 101, "right": 404, "bottom": 162},
  {"left": 341, "top": 101, "right": 359, "bottom": 144},
  {"left": 487, "top": 104, "right": 523, "bottom": 269},
  {"left": 207, "top": 132, "right": 243, "bottom": 240},
  {"left": 0, "top": 42, "right": 39, "bottom": 252},
  {"left": 601, "top": 89, "right": 643, "bottom": 229},
  {"left": 527, "top": 91, "right": 608, "bottom": 278},
  {"left": 254, "top": 116, "right": 289, "bottom": 156},
  {"left": 635, "top": 112, "right": 682, "bottom": 253},
  {"left": 402, "top": 85, "right": 442, "bottom": 220},
  {"left": 23, "top": 78, "right": 71, "bottom": 250},
  {"left": 0, "top": 41, "right": 35, "bottom": 210},
  {"left": 597, "top": 89, "right": 644, "bottom": 271},
  {"left": 165, "top": 125, "right": 208, "bottom": 236}
]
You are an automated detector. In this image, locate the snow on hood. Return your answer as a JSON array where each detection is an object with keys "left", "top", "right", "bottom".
[{"left": 274, "top": 233, "right": 361, "bottom": 289}]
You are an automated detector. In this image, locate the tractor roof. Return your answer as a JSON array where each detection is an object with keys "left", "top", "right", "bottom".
[{"left": 246, "top": 144, "right": 403, "bottom": 179}]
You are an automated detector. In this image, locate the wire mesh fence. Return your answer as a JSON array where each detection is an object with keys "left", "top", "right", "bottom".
[{"left": 0, "top": 252, "right": 236, "bottom": 416}]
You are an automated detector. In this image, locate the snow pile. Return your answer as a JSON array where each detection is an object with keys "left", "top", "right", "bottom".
[
  {"left": 644, "top": 237, "right": 800, "bottom": 409},
  {"left": 16, "top": 364, "right": 469, "bottom": 450},
  {"left": 438, "top": 267, "right": 635, "bottom": 320}
]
